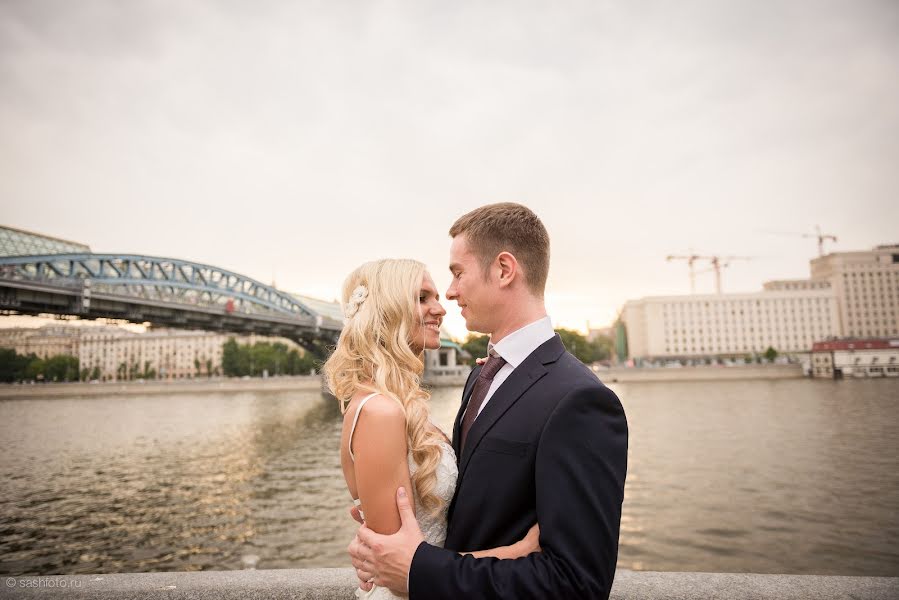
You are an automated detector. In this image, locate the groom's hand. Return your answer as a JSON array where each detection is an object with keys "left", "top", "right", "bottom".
[
  {"left": 355, "top": 486, "right": 425, "bottom": 594},
  {"left": 347, "top": 504, "right": 372, "bottom": 591}
]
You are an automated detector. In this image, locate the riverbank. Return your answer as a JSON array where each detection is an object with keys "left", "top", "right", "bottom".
[
  {"left": 0, "top": 375, "right": 323, "bottom": 399},
  {"left": 0, "top": 364, "right": 822, "bottom": 398},
  {"left": 599, "top": 363, "right": 804, "bottom": 383},
  {"left": 1, "top": 569, "right": 895, "bottom": 599}
]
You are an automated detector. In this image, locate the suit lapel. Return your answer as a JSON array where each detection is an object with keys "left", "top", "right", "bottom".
[{"left": 456, "top": 334, "right": 565, "bottom": 480}]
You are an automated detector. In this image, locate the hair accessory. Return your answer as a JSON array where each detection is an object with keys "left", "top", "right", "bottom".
[{"left": 344, "top": 284, "right": 369, "bottom": 319}]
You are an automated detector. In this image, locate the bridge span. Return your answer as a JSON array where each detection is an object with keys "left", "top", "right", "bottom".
[{"left": 0, "top": 252, "right": 343, "bottom": 356}]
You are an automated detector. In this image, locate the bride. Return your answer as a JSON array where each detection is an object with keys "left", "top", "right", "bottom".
[{"left": 323, "top": 259, "right": 539, "bottom": 599}]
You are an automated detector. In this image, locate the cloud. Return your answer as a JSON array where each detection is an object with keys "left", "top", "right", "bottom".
[{"left": 1, "top": 0, "right": 897, "bottom": 337}]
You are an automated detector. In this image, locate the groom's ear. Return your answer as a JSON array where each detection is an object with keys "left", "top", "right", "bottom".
[{"left": 496, "top": 251, "right": 519, "bottom": 288}]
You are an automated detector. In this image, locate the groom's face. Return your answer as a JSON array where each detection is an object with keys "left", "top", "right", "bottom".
[{"left": 446, "top": 233, "right": 498, "bottom": 334}]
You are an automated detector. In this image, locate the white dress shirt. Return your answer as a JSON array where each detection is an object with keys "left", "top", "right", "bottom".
[{"left": 476, "top": 315, "right": 555, "bottom": 418}]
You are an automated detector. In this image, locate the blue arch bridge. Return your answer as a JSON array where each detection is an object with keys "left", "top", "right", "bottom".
[{"left": 0, "top": 253, "right": 344, "bottom": 356}]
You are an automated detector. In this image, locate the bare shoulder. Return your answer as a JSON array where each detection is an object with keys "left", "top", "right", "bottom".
[
  {"left": 345, "top": 393, "right": 405, "bottom": 426},
  {"left": 350, "top": 394, "right": 408, "bottom": 458}
]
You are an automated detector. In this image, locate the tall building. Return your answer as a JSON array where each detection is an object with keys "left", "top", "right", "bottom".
[
  {"left": 623, "top": 287, "right": 839, "bottom": 360},
  {"left": 809, "top": 244, "right": 899, "bottom": 339},
  {"left": 0, "top": 325, "right": 86, "bottom": 359},
  {"left": 622, "top": 244, "right": 898, "bottom": 361}
]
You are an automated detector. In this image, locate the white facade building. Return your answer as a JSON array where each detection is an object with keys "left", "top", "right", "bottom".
[
  {"left": 0, "top": 325, "right": 84, "bottom": 359},
  {"left": 623, "top": 288, "right": 839, "bottom": 360},
  {"left": 80, "top": 329, "right": 221, "bottom": 380},
  {"left": 78, "top": 329, "right": 302, "bottom": 381},
  {"left": 0, "top": 322, "right": 303, "bottom": 381},
  {"left": 810, "top": 338, "right": 899, "bottom": 378},
  {"left": 809, "top": 244, "right": 899, "bottom": 339},
  {"left": 423, "top": 330, "right": 471, "bottom": 386},
  {"left": 623, "top": 244, "right": 899, "bottom": 361}
]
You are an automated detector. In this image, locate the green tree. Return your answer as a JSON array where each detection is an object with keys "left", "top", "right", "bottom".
[
  {"left": 0, "top": 348, "right": 38, "bottom": 382},
  {"left": 461, "top": 334, "right": 489, "bottom": 365},
  {"left": 589, "top": 335, "right": 614, "bottom": 363},
  {"left": 555, "top": 329, "right": 614, "bottom": 364},
  {"left": 222, "top": 338, "right": 312, "bottom": 377},
  {"left": 222, "top": 338, "right": 242, "bottom": 376},
  {"left": 764, "top": 346, "right": 778, "bottom": 362},
  {"left": 286, "top": 349, "right": 315, "bottom": 375},
  {"left": 25, "top": 357, "right": 46, "bottom": 381},
  {"left": 90, "top": 366, "right": 101, "bottom": 381},
  {"left": 44, "top": 355, "right": 79, "bottom": 382}
]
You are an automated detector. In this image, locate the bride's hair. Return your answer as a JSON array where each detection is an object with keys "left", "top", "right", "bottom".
[{"left": 323, "top": 258, "right": 446, "bottom": 516}]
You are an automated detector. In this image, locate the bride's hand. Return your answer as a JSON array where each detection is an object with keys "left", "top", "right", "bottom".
[
  {"left": 475, "top": 356, "right": 488, "bottom": 365},
  {"left": 516, "top": 523, "right": 541, "bottom": 555},
  {"left": 457, "top": 523, "right": 541, "bottom": 560}
]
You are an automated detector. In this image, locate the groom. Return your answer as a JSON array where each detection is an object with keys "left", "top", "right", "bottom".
[{"left": 350, "top": 203, "right": 628, "bottom": 599}]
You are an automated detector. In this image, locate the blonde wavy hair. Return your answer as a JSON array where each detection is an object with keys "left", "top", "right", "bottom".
[{"left": 323, "top": 259, "right": 446, "bottom": 516}]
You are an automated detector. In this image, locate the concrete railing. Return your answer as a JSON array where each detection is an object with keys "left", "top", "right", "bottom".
[{"left": 2, "top": 569, "right": 896, "bottom": 599}]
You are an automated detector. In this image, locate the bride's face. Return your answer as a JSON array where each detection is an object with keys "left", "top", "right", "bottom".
[{"left": 411, "top": 271, "right": 446, "bottom": 353}]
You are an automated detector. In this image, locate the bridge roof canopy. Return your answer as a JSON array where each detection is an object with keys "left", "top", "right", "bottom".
[
  {"left": 292, "top": 293, "right": 344, "bottom": 322},
  {"left": 1, "top": 225, "right": 91, "bottom": 257}
]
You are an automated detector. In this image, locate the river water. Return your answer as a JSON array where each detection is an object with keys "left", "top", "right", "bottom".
[{"left": 1, "top": 378, "right": 897, "bottom": 576}]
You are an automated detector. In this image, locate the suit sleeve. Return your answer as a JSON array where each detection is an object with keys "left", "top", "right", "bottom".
[{"left": 409, "top": 384, "right": 629, "bottom": 600}]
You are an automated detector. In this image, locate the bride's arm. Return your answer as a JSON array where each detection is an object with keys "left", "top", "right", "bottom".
[
  {"left": 460, "top": 523, "right": 541, "bottom": 559},
  {"left": 352, "top": 396, "right": 416, "bottom": 535}
]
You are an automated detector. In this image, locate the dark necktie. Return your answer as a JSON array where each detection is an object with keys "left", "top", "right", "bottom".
[{"left": 460, "top": 353, "right": 507, "bottom": 452}]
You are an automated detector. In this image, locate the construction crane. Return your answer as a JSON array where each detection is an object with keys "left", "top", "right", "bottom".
[
  {"left": 760, "top": 225, "right": 838, "bottom": 257},
  {"left": 665, "top": 254, "right": 703, "bottom": 294},
  {"left": 803, "top": 225, "right": 838, "bottom": 257},
  {"left": 708, "top": 256, "right": 752, "bottom": 294},
  {"left": 667, "top": 254, "right": 753, "bottom": 294}
]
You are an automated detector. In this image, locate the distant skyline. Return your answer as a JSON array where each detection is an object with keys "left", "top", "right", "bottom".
[{"left": 2, "top": 1, "right": 897, "bottom": 339}]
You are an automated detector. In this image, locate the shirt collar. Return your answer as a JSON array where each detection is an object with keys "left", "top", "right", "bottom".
[{"left": 487, "top": 316, "right": 554, "bottom": 368}]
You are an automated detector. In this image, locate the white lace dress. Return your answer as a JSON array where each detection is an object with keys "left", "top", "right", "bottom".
[{"left": 348, "top": 393, "right": 459, "bottom": 600}]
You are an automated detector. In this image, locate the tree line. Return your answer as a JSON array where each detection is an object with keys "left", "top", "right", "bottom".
[
  {"left": 221, "top": 338, "right": 317, "bottom": 377},
  {"left": 0, "top": 348, "right": 83, "bottom": 383},
  {"left": 460, "top": 328, "right": 614, "bottom": 366}
]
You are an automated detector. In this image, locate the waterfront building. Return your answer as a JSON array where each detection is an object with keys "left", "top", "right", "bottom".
[
  {"left": 623, "top": 243, "right": 899, "bottom": 362},
  {"left": 77, "top": 328, "right": 305, "bottom": 381},
  {"left": 809, "top": 244, "right": 899, "bottom": 339},
  {"left": 810, "top": 338, "right": 899, "bottom": 378},
  {"left": 0, "top": 322, "right": 305, "bottom": 381},
  {"left": 0, "top": 324, "right": 87, "bottom": 359},
  {"left": 623, "top": 287, "right": 839, "bottom": 360},
  {"left": 423, "top": 331, "right": 471, "bottom": 385}
]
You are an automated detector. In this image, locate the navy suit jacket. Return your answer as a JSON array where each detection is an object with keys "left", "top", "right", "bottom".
[{"left": 409, "top": 334, "right": 628, "bottom": 599}]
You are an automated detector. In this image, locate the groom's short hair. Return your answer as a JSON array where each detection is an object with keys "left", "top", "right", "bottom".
[{"left": 449, "top": 202, "right": 550, "bottom": 297}]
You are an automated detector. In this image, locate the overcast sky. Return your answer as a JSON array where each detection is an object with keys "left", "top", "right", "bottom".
[{"left": 2, "top": 0, "right": 897, "bottom": 338}]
